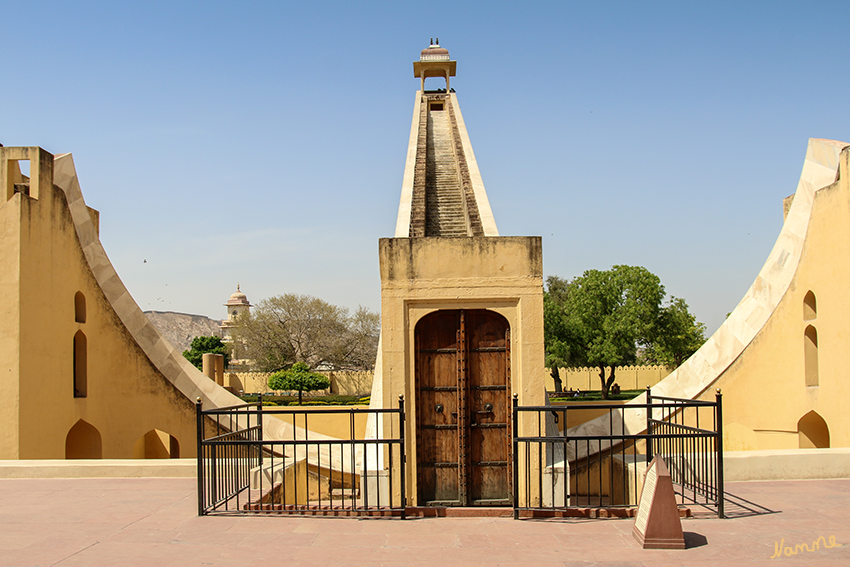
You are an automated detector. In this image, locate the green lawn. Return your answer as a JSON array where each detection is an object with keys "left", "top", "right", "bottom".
[
  {"left": 549, "top": 389, "right": 643, "bottom": 402},
  {"left": 239, "top": 394, "right": 370, "bottom": 406}
]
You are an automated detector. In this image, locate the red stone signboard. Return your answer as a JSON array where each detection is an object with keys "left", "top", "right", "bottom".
[{"left": 632, "top": 456, "right": 685, "bottom": 549}]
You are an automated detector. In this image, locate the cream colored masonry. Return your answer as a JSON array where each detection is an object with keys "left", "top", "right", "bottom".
[
  {"left": 368, "top": 89, "right": 503, "bottom": 444},
  {"left": 569, "top": 138, "right": 850, "bottom": 459},
  {"left": 394, "top": 91, "right": 498, "bottom": 238}
]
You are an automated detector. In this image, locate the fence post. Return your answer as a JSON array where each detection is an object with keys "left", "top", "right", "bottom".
[
  {"left": 645, "top": 386, "right": 653, "bottom": 464},
  {"left": 716, "top": 388, "right": 725, "bottom": 518},
  {"left": 257, "top": 393, "right": 263, "bottom": 468},
  {"left": 399, "top": 394, "right": 406, "bottom": 518},
  {"left": 195, "top": 397, "right": 204, "bottom": 516},
  {"left": 512, "top": 393, "right": 519, "bottom": 520}
]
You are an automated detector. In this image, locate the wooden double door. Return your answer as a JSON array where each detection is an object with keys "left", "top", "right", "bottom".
[{"left": 415, "top": 309, "right": 511, "bottom": 506}]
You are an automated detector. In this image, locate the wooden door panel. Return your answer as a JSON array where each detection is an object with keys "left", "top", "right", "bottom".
[
  {"left": 416, "top": 312, "right": 461, "bottom": 504},
  {"left": 467, "top": 311, "right": 510, "bottom": 504},
  {"left": 416, "top": 309, "right": 510, "bottom": 506}
]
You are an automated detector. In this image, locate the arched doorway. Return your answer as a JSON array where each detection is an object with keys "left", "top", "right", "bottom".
[
  {"left": 65, "top": 419, "right": 102, "bottom": 459},
  {"left": 133, "top": 429, "right": 180, "bottom": 459},
  {"left": 797, "top": 411, "right": 830, "bottom": 448},
  {"left": 415, "top": 309, "right": 511, "bottom": 506}
]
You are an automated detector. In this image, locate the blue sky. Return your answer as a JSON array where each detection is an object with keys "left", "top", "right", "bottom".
[{"left": 4, "top": 1, "right": 850, "bottom": 336}]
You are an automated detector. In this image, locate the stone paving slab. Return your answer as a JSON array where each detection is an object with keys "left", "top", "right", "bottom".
[{"left": 0, "top": 478, "right": 847, "bottom": 566}]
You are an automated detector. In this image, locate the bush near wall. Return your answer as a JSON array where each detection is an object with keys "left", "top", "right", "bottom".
[
  {"left": 546, "top": 365, "right": 673, "bottom": 392},
  {"left": 225, "top": 370, "right": 373, "bottom": 397}
]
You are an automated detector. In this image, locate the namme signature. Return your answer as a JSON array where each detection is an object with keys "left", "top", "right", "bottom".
[{"left": 770, "top": 535, "right": 841, "bottom": 558}]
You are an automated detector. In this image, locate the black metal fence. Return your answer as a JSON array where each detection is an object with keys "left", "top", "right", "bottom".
[
  {"left": 512, "top": 388, "right": 724, "bottom": 518},
  {"left": 196, "top": 396, "right": 406, "bottom": 517},
  {"left": 647, "top": 389, "right": 724, "bottom": 518},
  {"left": 197, "top": 390, "right": 722, "bottom": 519}
]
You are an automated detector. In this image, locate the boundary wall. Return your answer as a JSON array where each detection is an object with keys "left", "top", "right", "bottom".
[
  {"left": 224, "top": 370, "right": 372, "bottom": 396},
  {"left": 547, "top": 366, "right": 673, "bottom": 392}
]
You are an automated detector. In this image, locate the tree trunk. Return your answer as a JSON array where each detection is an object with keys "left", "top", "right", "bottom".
[
  {"left": 600, "top": 365, "right": 617, "bottom": 399},
  {"left": 550, "top": 367, "right": 563, "bottom": 393},
  {"left": 298, "top": 389, "right": 303, "bottom": 405},
  {"left": 598, "top": 365, "right": 607, "bottom": 399}
]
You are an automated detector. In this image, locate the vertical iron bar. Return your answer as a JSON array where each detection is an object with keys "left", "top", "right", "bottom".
[
  {"left": 400, "top": 395, "right": 407, "bottom": 518},
  {"left": 524, "top": 434, "right": 530, "bottom": 514},
  {"left": 210, "top": 441, "right": 215, "bottom": 513},
  {"left": 563, "top": 408, "right": 568, "bottom": 509},
  {"left": 195, "top": 398, "right": 204, "bottom": 516},
  {"left": 608, "top": 409, "right": 614, "bottom": 507},
  {"left": 512, "top": 395, "right": 519, "bottom": 519},
  {"left": 646, "top": 386, "right": 652, "bottom": 465},
  {"left": 282, "top": 443, "right": 288, "bottom": 512},
  {"left": 537, "top": 409, "right": 543, "bottom": 511},
  {"left": 547, "top": 416, "right": 554, "bottom": 511},
  {"left": 349, "top": 414, "right": 356, "bottom": 513},
  {"left": 716, "top": 389, "right": 725, "bottom": 518},
  {"left": 350, "top": 420, "right": 356, "bottom": 512},
  {"left": 258, "top": 394, "right": 264, "bottom": 469},
  {"left": 349, "top": 408, "right": 355, "bottom": 510},
  {"left": 597, "top": 432, "right": 602, "bottom": 507}
]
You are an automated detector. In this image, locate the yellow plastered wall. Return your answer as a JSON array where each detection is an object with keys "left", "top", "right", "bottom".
[
  {"left": 0, "top": 192, "right": 22, "bottom": 457},
  {"left": 1, "top": 148, "right": 198, "bottom": 459},
  {"left": 379, "top": 236, "right": 545, "bottom": 503},
  {"left": 702, "top": 149, "right": 850, "bottom": 451}
]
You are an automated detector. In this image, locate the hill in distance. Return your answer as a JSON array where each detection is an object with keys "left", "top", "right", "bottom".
[{"left": 144, "top": 311, "right": 223, "bottom": 354}]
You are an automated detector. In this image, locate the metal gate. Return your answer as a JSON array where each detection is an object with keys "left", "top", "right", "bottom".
[{"left": 512, "top": 388, "right": 724, "bottom": 518}]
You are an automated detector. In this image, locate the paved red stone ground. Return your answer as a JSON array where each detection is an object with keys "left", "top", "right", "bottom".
[{"left": 0, "top": 478, "right": 847, "bottom": 566}]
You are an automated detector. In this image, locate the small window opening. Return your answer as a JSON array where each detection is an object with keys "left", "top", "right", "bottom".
[
  {"left": 803, "top": 291, "right": 816, "bottom": 321},
  {"left": 12, "top": 159, "right": 31, "bottom": 196},
  {"left": 429, "top": 102, "right": 444, "bottom": 111},
  {"left": 804, "top": 325, "right": 818, "bottom": 387},
  {"left": 74, "top": 330, "right": 87, "bottom": 397},
  {"left": 75, "top": 292, "right": 86, "bottom": 323}
]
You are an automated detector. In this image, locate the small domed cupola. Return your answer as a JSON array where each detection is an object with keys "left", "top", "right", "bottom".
[
  {"left": 420, "top": 39, "right": 450, "bottom": 62},
  {"left": 414, "top": 38, "right": 457, "bottom": 92}
]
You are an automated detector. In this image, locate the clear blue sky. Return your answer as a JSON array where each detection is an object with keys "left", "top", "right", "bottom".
[{"left": 5, "top": 1, "right": 850, "bottom": 336}]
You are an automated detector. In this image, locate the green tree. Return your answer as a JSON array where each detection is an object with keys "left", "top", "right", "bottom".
[
  {"left": 544, "top": 266, "right": 667, "bottom": 399},
  {"left": 639, "top": 297, "right": 706, "bottom": 367},
  {"left": 268, "top": 362, "right": 331, "bottom": 405},
  {"left": 233, "top": 294, "right": 379, "bottom": 372},
  {"left": 182, "top": 335, "right": 230, "bottom": 370}
]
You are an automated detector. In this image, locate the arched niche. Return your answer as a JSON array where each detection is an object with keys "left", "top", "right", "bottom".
[
  {"left": 74, "top": 291, "right": 86, "bottom": 323},
  {"left": 132, "top": 429, "right": 180, "bottom": 459},
  {"left": 803, "top": 291, "right": 817, "bottom": 321},
  {"left": 797, "top": 410, "right": 830, "bottom": 448},
  {"left": 65, "top": 419, "right": 102, "bottom": 459},
  {"left": 73, "top": 330, "right": 87, "bottom": 397},
  {"left": 804, "top": 325, "right": 818, "bottom": 387}
]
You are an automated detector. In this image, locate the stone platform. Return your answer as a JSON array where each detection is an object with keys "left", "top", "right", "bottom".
[{"left": 0, "top": 477, "right": 848, "bottom": 566}]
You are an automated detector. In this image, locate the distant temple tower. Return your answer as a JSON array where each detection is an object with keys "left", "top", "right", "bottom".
[
  {"left": 220, "top": 285, "right": 250, "bottom": 342},
  {"left": 374, "top": 42, "right": 545, "bottom": 508}
]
